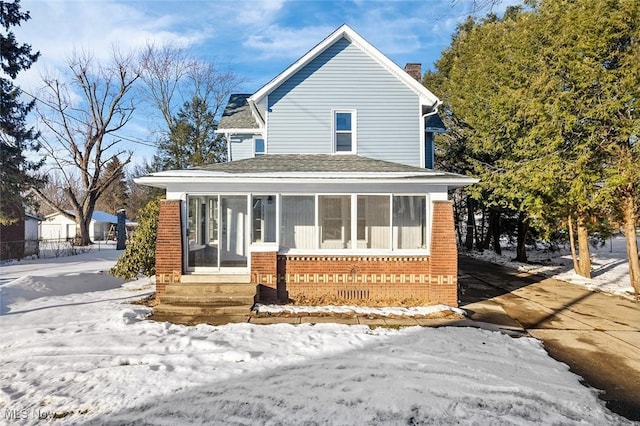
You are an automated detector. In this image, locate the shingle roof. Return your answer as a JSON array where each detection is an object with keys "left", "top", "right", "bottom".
[
  {"left": 218, "top": 94, "right": 260, "bottom": 130},
  {"left": 195, "top": 154, "right": 433, "bottom": 174}
]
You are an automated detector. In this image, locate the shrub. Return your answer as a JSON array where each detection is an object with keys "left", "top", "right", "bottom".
[{"left": 110, "top": 197, "right": 161, "bottom": 280}]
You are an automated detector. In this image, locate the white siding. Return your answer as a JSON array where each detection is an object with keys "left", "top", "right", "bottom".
[{"left": 266, "top": 37, "right": 421, "bottom": 166}]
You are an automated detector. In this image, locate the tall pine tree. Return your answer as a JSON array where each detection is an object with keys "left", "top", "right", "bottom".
[
  {"left": 0, "top": 0, "right": 43, "bottom": 224},
  {"left": 155, "top": 96, "right": 226, "bottom": 170}
]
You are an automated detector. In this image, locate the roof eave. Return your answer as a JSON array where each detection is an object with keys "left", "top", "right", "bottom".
[
  {"left": 135, "top": 174, "right": 477, "bottom": 188},
  {"left": 216, "top": 127, "right": 261, "bottom": 134}
]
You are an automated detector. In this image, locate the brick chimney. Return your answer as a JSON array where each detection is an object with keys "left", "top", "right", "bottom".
[{"left": 404, "top": 63, "right": 421, "bottom": 81}]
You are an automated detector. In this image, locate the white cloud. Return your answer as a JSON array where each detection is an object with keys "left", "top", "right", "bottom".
[
  {"left": 233, "top": 0, "right": 286, "bottom": 25},
  {"left": 13, "top": 1, "right": 209, "bottom": 91},
  {"left": 243, "top": 24, "right": 336, "bottom": 60}
]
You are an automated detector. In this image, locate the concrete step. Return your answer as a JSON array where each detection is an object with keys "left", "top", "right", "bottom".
[
  {"left": 181, "top": 274, "right": 251, "bottom": 284},
  {"left": 159, "top": 294, "right": 255, "bottom": 306},
  {"left": 154, "top": 303, "right": 254, "bottom": 316},
  {"left": 165, "top": 283, "right": 257, "bottom": 297}
]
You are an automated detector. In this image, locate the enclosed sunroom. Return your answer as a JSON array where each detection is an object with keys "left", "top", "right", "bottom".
[{"left": 137, "top": 154, "right": 475, "bottom": 306}]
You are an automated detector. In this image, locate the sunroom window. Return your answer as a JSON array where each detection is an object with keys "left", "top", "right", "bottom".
[
  {"left": 319, "top": 195, "right": 351, "bottom": 249},
  {"left": 281, "top": 196, "right": 315, "bottom": 249},
  {"left": 357, "top": 195, "right": 390, "bottom": 249},
  {"left": 252, "top": 195, "right": 276, "bottom": 243},
  {"left": 392, "top": 196, "right": 426, "bottom": 249}
]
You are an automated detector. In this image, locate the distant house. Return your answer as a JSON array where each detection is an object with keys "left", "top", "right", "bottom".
[
  {"left": 0, "top": 204, "right": 42, "bottom": 260},
  {"left": 40, "top": 211, "right": 126, "bottom": 242},
  {"left": 137, "top": 24, "right": 475, "bottom": 307}
]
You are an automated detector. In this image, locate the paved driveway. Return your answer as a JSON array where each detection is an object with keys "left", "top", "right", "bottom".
[{"left": 458, "top": 255, "right": 640, "bottom": 421}]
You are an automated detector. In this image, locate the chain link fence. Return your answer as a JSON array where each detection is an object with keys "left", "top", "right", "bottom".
[{"left": 0, "top": 239, "right": 93, "bottom": 261}]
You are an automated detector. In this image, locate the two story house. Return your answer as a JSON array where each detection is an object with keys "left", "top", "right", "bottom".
[{"left": 137, "top": 24, "right": 475, "bottom": 309}]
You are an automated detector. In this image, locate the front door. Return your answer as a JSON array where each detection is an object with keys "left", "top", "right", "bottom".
[
  {"left": 187, "top": 195, "right": 247, "bottom": 271},
  {"left": 220, "top": 195, "right": 248, "bottom": 269}
]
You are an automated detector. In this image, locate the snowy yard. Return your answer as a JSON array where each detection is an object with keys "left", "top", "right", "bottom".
[
  {"left": 468, "top": 235, "right": 640, "bottom": 298},
  {"left": 0, "top": 245, "right": 632, "bottom": 424}
]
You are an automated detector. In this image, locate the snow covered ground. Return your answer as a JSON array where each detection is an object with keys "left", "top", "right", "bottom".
[
  {"left": 0, "top": 244, "right": 633, "bottom": 424},
  {"left": 468, "top": 235, "right": 640, "bottom": 298}
]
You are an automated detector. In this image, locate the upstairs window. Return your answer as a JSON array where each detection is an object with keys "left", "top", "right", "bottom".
[
  {"left": 254, "top": 138, "right": 265, "bottom": 157},
  {"left": 334, "top": 111, "right": 355, "bottom": 152}
]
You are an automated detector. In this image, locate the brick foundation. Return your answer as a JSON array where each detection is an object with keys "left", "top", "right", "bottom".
[
  {"left": 155, "top": 200, "right": 182, "bottom": 297},
  {"left": 429, "top": 201, "right": 458, "bottom": 306},
  {"left": 251, "top": 251, "right": 278, "bottom": 302},
  {"left": 276, "top": 255, "right": 432, "bottom": 303}
]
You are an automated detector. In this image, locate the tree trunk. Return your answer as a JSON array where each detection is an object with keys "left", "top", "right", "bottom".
[
  {"left": 622, "top": 193, "right": 640, "bottom": 294},
  {"left": 514, "top": 211, "right": 528, "bottom": 262},
  {"left": 490, "top": 209, "right": 501, "bottom": 255},
  {"left": 75, "top": 210, "right": 93, "bottom": 246},
  {"left": 576, "top": 210, "right": 591, "bottom": 278},
  {"left": 567, "top": 214, "right": 580, "bottom": 273},
  {"left": 476, "top": 204, "right": 486, "bottom": 250},
  {"left": 465, "top": 196, "right": 475, "bottom": 251},
  {"left": 453, "top": 196, "right": 464, "bottom": 246}
]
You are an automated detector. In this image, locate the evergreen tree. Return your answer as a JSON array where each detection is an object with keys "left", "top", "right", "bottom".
[
  {"left": 432, "top": 0, "right": 639, "bottom": 287},
  {"left": 110, "top": 197, "right": 160, "bottom": 280},
  {"left": 156, "top": 96, "right": 226, "bottom": 170},
  {"left": 0, "top": 0, "right": 43, "bottom": 224}
]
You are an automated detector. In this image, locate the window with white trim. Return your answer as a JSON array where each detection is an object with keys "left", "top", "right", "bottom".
[
  {"left": 392, "top": 196, "right": 426, "bottom": 249},
  {"left": 319, "top": 195, "right": 351, "bottom": 249},
  {"left": 281, "top": 196, "right": 315, "bottom": 249},
  {"left": 357, "top": 195, "right": 390, "bottom": 249},
  {"left": 334, "top": 111, "right": 355, "bottom": 152},
  {"left": 254, "top": 138, "right": 265, "bottom": 156},
  {"left": 252, "top": 195, "right": 276, "bottom": 243}
]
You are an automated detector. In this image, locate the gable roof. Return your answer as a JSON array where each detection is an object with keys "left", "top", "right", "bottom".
[
  {"left": 248, "top": 24, "right": 440, "bottom": 109},
  {"left": 218, "top": 94, "right": 260, "bottom": 131}
]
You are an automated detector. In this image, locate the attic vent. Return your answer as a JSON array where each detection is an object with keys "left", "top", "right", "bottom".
[{"left": 337, "top": 289, "right": 370, "bottom": 300}]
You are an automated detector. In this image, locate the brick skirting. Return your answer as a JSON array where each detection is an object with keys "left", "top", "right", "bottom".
[
  {"left": 253, "top": 253, "right": 458, "bottom": 307},
  {"left": 155, "top": 200, "right": 182, "bottom": 297}
]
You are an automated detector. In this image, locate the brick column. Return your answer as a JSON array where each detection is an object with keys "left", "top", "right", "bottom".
[
  {"left": 429, "top": 201, "right": 458, "bottom": 306},
  {"left": 251, "top": 251, "right": 278, "bottom": 303},
  {"left": 155, "top": 200, "right": 182, "bottom": 297}
]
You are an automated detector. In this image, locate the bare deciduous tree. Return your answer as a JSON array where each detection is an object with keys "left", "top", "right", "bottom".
[
  {"left": 139, "top": 42, "right": 243, "bottom": 147},
  {"left": 33, "top": 49, "right": 140, "bottom": 245},
  {"left": 36, "top": 171, "right": 80, "bottom": 216},
  {"left": 139, "top": 42, "right": 190, "bottom": 130}
]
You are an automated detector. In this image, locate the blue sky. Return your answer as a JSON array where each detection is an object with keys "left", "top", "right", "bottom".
[{"left": 14, "top": 0, "right": 514, "bottom": 163}]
